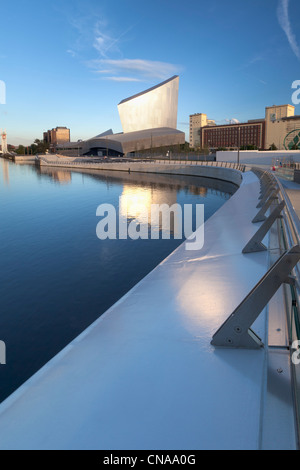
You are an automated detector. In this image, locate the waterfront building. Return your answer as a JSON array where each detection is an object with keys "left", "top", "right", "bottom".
[
  {"left": 189, "top": 114, "right": 216, "bottom": 149},
  {"left": 57, "top": 76, "right": 185, "bottom": 157},
  {"left": 190, "top": 104, "right": 300, "bottom": 151},
  {"left": 43, "top": 127, "right": 70, "bottom": 152},
  {"left": 202, "top": 120, "right": 265, "bottom": 151},
  {"left": 118, "top": 76, "right": 179, "bottom": 134},
  {"left": 265, "top": 105, "right": 300, "bottom": 150}
]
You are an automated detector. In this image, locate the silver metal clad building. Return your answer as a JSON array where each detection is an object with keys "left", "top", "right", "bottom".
[
  {"left": 118, "top": 76, "right": 179, "bottom": 133},
  {"left": 57, "top": 76, "right": 185, "bottom": 157}
]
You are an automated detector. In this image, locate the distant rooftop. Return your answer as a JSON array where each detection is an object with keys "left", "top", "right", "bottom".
[
  {"left": 281, "top": 115, "right": 300, "bottom": 121},
  {"left": 202, "top": 120, "right": 265, "bottom": 129},
  {"left": 265, "top": 104, "right": 295, "bottom": 109}
]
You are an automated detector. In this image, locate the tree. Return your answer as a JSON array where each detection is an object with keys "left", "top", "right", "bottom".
[
  {"left": 14, "top": 139, "right": 50, "bottom": 155},
  {"left": 31, "top": 139, "right": 50, "bottom": 154},
  {"left": 269, "top": 143, "right": 278, "bottom": 151},
  {"left": 15, "top": 145, "right": 25, "bottom": 155}
]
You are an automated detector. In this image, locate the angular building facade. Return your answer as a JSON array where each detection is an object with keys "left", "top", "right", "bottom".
[
  {"left": 57, "top": 76, "right": 184, "bottom": 157},
  {"left": 118, "top": 76, "right": 179, "bottom": 134}
]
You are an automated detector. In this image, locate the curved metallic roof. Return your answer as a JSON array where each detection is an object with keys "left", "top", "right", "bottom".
[{"left": 58, "top": 127, "right": 185, "bottom": 155}]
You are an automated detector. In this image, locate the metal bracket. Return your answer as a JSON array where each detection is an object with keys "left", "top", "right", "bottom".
[
  {"left": 259, "top": 182, "right": 275, "bottom": 197},
  {"left": 243, "top": 200, "right": 285, "bottom": 253},
  {"left": 211, "top": 245, "right": 300, "bottom": 349},
  {"left": 252, "top": 192, "right": 280, "bottom": 223},
  {"left": 259, "top": 176, "right": 275, "bottom": 191},
  {"left": 285, "top": 275, "right": 296, "bottom": 286},
  {"left": 257, "top": 187, "right": 279, "bottom": 207}
]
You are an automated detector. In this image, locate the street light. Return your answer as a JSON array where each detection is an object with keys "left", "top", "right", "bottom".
[
  {"left": 207, "top": 140, "right": 211, "bottom": 162},
  {"left": 237, "top": 126, "right": 241, "bottom": 164}
]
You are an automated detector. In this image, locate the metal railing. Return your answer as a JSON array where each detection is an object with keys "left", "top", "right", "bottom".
[
  {"left": 252, "top": 168, "right": 300, "bottom": 334},
  {"left": 252, "top": 166, "right": 300, "bottom": 444},
  {"left": 251, "top": 167, "right": 300, "bottom": 329},
  {"left": 36, "top": 155, "right": 246, "bottom": 173},
  {"left": 274, "top": 175, "right": 300, "bottom": 342},
  {"left": 151, "top": 159, "right": 246, "bottom": 172}
]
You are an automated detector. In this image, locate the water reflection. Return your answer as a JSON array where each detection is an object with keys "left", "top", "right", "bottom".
[
  {"left": 119, "top": 185, "right": 179, "bottom": 235},
  {"left": 1, "top": 159, "right": 9, "bottom": 186},
  {"left": 36, "top": 166, "right": 72, "bottom": 185},
  {"left": 0, "top": 160, "right": 237, "bottom": 403},
  {"left": 53, "top": 167, "right": 236, "bottom": 199}
]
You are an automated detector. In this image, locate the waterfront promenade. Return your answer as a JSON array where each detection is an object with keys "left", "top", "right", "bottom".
[
  {"left": 34, "top": 154, "right": 245, "bottom": 185},
  {"left": 0, "top": 167, "right": 296, "bottom": 450},
  {"left": 279, "top": 178, "right": 300, "bottom": 219}
]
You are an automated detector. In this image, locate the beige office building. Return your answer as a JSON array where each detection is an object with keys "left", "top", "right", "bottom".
[
  {"left": 265, "top": 105, "right": 300, "bottom": 150},
  {"left": 189, "top": 114, "right": 216, "bottom": 148},
  {"left": 43, "top": 127, "right": 71, "bottom": 151}
]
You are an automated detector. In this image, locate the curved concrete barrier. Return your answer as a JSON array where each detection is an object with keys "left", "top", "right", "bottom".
[{"left": 38, "top": 159, "right": 244, "bottom": 187}]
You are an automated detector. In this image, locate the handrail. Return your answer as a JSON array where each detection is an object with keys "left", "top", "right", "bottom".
[
  {"left": 252, "top": 168, "right": 300, "bottom": 428},
  {"left": 252, "top": 166, "right": 300, "bottom": 263},
  {"left": 36, "top": 155, "right": 246, "bottom": 173},
  {"left": 252, "top": 167, "right": 300, "bottom": 284},
  {"left": 223, "top": 166, "right": 300, "bottom": 443},
  {"left": 276, "top": 178, "right": 300, "bottom": 247},
  {"left": 273, "top": 175, "right": 300, "bottom": 342},
  {"left": 265, "top": 169, "right": 300, "bottom": 447}
]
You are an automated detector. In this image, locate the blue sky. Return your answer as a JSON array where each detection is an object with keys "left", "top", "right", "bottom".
[{"left": 1, "top": 0, "right": 300, "bottom": 145}]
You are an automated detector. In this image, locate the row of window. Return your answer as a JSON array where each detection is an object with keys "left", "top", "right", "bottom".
[{"left": 204, "top": 129, "right": 261, "bottom": 135}]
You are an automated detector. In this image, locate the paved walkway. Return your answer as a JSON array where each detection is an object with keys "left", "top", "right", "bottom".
[{"left": 278, "top": 178, "right": 300, "bottom": 220}]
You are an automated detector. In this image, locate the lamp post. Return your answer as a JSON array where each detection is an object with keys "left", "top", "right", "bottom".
[
  {"left": 237, "top": 126, "right": 241, "bottom": 164},
  {"left": 207, "top": 140, "right": 211, "bottom": 162}
]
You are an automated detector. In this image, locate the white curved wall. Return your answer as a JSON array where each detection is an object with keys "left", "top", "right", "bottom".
[{"left": 118, "top": 76, "right": 179, "bottom": 133}]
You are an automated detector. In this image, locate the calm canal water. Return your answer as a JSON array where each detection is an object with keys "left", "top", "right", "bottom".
[{"left": 0, "top": 159, "right": 237, "bottom": 402}]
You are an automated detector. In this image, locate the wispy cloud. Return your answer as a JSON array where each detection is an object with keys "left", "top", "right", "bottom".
[
  {"left": 89, "top": 58, "right": 181, "bottom": 82},
  {"left": 238, "top": 53, "right": 265, "bottom": 71},
  {"left": 93, "top": 20, "right": 123, "bottom": 58},
  {"left": 66, "top": 49, "right": 76, "bottom": 58},
  {"left": 237, "top": 52, "right": 269, "bottom": 86},
  {"left": 245, "top": 55, "right": 264, "bottom": 68},
  {"left": 67, "top": 10, "right": 182, "bottom": 82},
  {"left": 277, "top": 0, "right": 300, "bottom": 60},
  {"left": 93, "top": 22, "right": 137, "bottom": 58},
  {"left": 102, "top": 76, "right": 143, "bottom": 82},
  {"left": 225, "top": 118, "right": 240, "bottom": 124},
  {"left": 68, "top": 13, "right": 98, "bottom": 52}
]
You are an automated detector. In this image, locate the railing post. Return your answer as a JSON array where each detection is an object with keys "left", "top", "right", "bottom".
[
  {"left": 253, "top": 189, "right": 280, "bottom": 222},
  {"left": 211, "top": 245, "right": 300, "bottom": 349},
  {"left": 257, "top": 185, "right": 277, "bottom": 207},
  {"left": 243, "top": 200, "right": 285, "bottom": 253}
]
